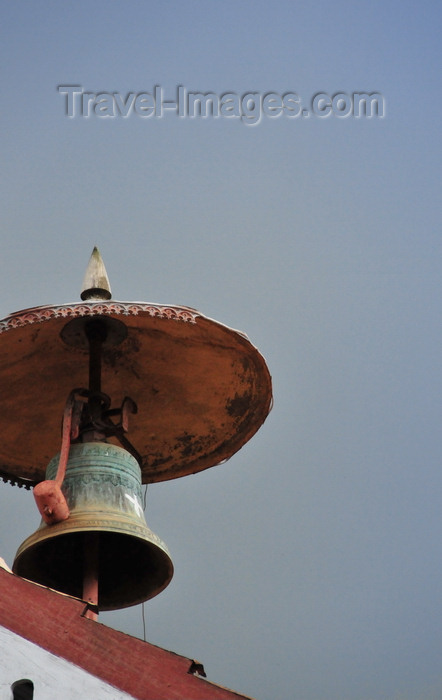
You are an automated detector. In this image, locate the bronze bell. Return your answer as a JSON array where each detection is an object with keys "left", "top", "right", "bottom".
[{"left": 13, "top": 442, "right": 173, "bottom": 611}]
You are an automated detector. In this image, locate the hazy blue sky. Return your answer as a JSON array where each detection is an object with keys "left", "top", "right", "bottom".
[{"left": 1, "top": 2, "right": 441, "bottom": 699}]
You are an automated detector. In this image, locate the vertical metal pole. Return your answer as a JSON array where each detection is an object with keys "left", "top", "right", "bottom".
[
  {"left": 82, "top": 320, "right": 107, "bottom": 620},
  {"left": 86, "top": 319, "right": 107, "bottom": 417},
  {"left": 83, "top": 532, "right": 100, "bottom": 621}
]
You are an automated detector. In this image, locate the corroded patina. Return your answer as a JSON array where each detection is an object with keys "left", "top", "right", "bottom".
[{"left": 13, "top": 442, "right": 173, "bottom": 610}]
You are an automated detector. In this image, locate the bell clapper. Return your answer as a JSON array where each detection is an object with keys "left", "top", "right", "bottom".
[
  {"left": 32, "top": 392, "right": 78, "bottom": 525},
  {"left": 83, "top": 532, "right": 100, "bottom": 621}
]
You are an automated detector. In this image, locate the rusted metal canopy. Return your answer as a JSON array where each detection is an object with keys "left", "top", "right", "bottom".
[{"left": 0, "top": 301, "right": 272, "bottom": 484}]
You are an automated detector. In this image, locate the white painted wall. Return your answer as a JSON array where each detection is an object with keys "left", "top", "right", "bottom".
[{"left": 0, "top": 626, "right": 135, "bottom": 699}]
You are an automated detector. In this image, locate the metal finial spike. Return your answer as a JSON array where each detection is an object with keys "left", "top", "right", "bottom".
[{"left": 81, "top": 247, "right": 112, "bottom": 301}]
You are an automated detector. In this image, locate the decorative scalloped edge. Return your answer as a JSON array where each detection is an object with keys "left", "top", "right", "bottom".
[{"left": 0, "top": 301, "right": 199, "bottom": 334}]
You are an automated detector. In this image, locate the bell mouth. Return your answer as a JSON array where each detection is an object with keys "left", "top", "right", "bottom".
[{"left": 13, "top": 526, "right": 173, "bottom": 611}]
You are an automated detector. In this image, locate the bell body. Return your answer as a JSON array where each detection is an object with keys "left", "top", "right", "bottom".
[{"left": 13, "top": 442, "right": 173, "bottom": 610}]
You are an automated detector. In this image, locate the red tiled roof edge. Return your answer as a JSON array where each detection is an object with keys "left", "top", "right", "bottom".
[{"left": 0, "top": 567, "right": 254, "bottom": 700}]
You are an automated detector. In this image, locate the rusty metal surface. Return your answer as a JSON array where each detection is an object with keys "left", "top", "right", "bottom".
[{"left": 0, "top": 301, "right": 272, "bottom": 483}]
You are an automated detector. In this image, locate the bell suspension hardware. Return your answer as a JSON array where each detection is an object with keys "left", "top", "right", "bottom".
[
  {"left": 11, "top": 254, "right": 174, "bottom": 618},
  {"left": 0, "top": 247, "right": 272, "bottom": 620}
]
